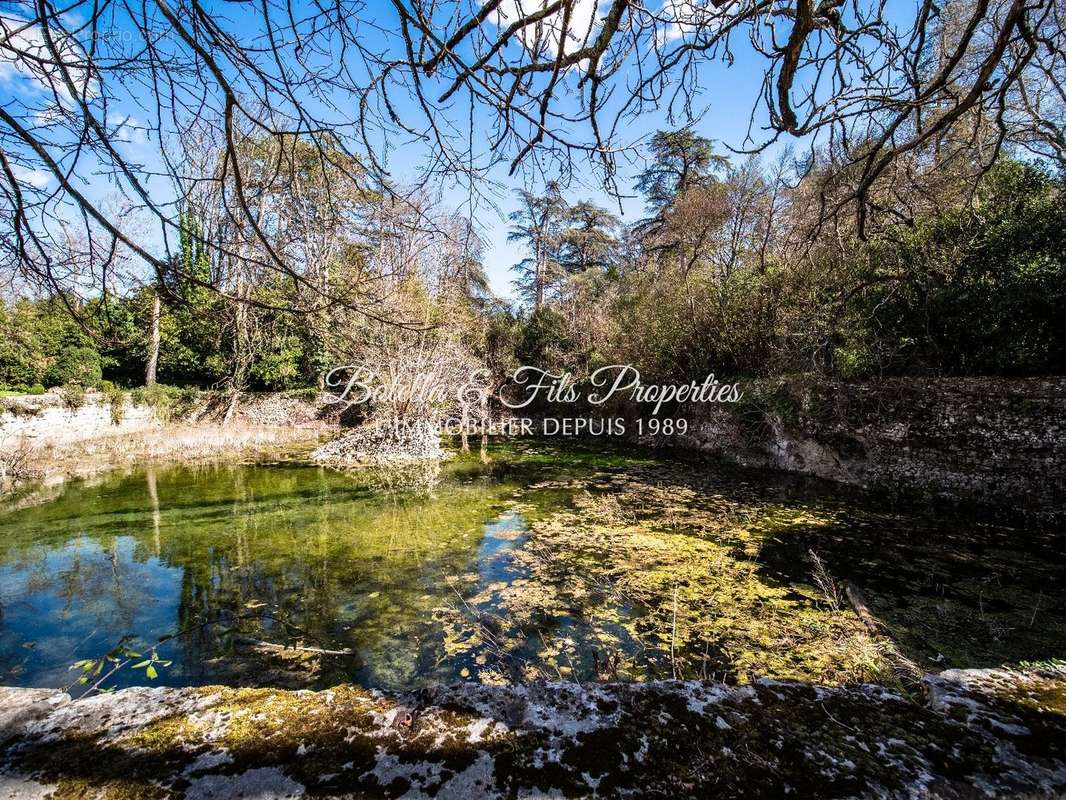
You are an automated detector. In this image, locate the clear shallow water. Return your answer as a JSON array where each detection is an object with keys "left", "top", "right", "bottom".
[
  {"left": 0, "top": 444, "right": 637, "bottom": 691},
  {"left": 0, "top": 441, "right": 1063, "bottom": 693}
]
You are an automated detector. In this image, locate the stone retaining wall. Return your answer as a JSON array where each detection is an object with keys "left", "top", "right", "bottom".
[
  {"left": 642, "top": 377, "right": 1066, "bottom": 518},
  {"left": 0, "top": 392, "right": 159, "bottom": 446},
  {"left": 0, "top": 390, "right": 340, "bottom": 449}
]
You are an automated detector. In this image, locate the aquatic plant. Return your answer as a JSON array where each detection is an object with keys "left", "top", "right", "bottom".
[{"left": 2, "top": 441, "right": 1062, "bottom": 694}]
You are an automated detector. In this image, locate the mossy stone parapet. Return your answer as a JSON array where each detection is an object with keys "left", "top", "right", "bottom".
[{"left": 2, "top": 667, "right": 1065, "bottom": 798}]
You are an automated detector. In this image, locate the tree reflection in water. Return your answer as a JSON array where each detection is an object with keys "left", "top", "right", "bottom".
[{"left": 0, "top": 441, "right": 1062, "bottom": 694}]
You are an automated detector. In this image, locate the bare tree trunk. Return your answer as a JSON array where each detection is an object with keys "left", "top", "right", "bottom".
[
  {"left": 479, "top": 389, "right": 490, "bottom": 463},
  {"left": 145, "top": 291, "right": 161, "bottom": 386},
  {"left": 533, "top": 237, "right": 544, "bottom": 309},
  {"left": 223, "top": 280, "right": 250, "bottom": 426},
  {"left": 460, "top": 401, "right": 470, "bottom": 452},
  {"left": 223, "top": 183, "right": 265, "bottom": 426}
]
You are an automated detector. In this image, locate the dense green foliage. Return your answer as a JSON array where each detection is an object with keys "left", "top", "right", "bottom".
[
  {"left": 0, "top": 290, "right": 312, "bottom": 392},
  {"left": 842, "top": 162, "right": 1066, "bottom": 376},
  {"left": 0, "top": 136, "right": 1063, "bottom": 395},
  {"left": 0, "top": 296, "right": 101, "bottom": 391},
  {"left": 506, "top": 147, "right": 1066, "bottom": 383}
]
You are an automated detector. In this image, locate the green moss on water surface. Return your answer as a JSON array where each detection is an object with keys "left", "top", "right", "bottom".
[
  {"left": 434, "top": 466, "right": 898, "bottom": 687},
  {"left": 0, "top": 438, "right": 1063, "bottom": 694}
]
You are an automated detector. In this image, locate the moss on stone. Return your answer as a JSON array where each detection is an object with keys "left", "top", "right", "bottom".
[
  {"left": 48, "top": 776, "right": 178, "bottom": 800},
  {"left": 4, "top": 672, "right": 1066, "bottom": 798}
]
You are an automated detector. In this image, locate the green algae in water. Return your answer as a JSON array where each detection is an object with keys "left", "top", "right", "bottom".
[{"left": 0, "top": 440, "right": 1062, "bottom": 692}]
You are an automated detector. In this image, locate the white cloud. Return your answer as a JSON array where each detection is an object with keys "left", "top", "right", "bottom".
[
  {"left": 491, "top": 0, "right": 601, "bottom": 61},
  {"left": 487, "top": 0, "right": 731, "bottom": 62},
  {"left": 0, "top": 14, "right": 96, "bottom": 101},
  {"left": 33, "top": 106, "right": 65, "bottom": 126},
  {"left": 108, "top": 113, "right": 149, "bottom": 146},
  {"left": 657, "top": 0, "right": 733, "bottom": 45},
  {"left": 10, "top": 164, "right": 52, "bottom": 189}
]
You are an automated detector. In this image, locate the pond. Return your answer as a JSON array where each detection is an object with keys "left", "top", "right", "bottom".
[{"left": 0, "top": 440, "right": 1062, "bottom": 694}]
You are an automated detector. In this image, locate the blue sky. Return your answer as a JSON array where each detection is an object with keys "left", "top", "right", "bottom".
[
  {"left": 428, "top": 40, "right": 780, "bottom": 299},
  {"left": 0, "top": 0, "right": 786, "bottom": 300}
]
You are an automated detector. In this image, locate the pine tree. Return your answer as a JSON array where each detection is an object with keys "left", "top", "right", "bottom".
[
  {"left": 635, "top": 128, "right": 728, "bottom": 216},
  {"left": 559, "top": 201, "right": 619, "bottom": 275}
]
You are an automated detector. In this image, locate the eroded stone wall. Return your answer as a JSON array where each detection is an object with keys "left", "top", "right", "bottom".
[
  {"left": 645, "top": 377, "right": 1066, "bottom": 517},
  {"left": 0, "top": 392, "right": 160, "bottom": 445},
  {"left": 0, "top": 390, "right": 340, "bottom": 448}
]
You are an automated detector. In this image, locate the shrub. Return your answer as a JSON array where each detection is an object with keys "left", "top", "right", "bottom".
[
  {"left": 0, "top": 302, "right": 44, "bottom": 389},
  {"left": 845, "top": 161, "right": 1066, "bottom": 376},
  {"left": 98, "top": 380, "right": 126, "bottom": 425},
  {"left": 136, "top": 384, "right": 171, "bottom": 418},
  {"left": 0, "top": 399, "right": 41, "bottom": 417},
  {"left": 110, "top": 394, "right": 125, "bottom": 425},
  {"left": 0, "top": 437, "right": 36, "bottom": 482},
  {"left": 285, "top": 386, "right": 321, "bottom": 401},
  {"left": 132, "top": 383, "right": 202, "bottom": 422},
  {"left": 516, "top": 306, "right": 571, "bottom": 368},
  {"left": 47, "top": 346, "right": 102, "bottom": 388},
  {"left": 252, "top": 334, "right": 303, "bottom": 388},
  {"left": 60, "top": 383, "right": 87, "bottom": 412},
  {"left": 172, "top": 386, "right": 202, "bottom": 420}
]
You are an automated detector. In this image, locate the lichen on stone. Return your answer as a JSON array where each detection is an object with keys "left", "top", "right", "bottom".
[{"left": 3, "top": 671, "right": 1065, "bottom": 798}]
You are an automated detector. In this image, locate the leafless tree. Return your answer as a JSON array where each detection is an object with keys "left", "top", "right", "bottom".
[{"left": 0, "top": 0, "right": 1061, "bottom": 311}]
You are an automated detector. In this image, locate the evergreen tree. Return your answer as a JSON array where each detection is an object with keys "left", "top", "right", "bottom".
[
  {"left": 559, "top": 201, "right": 619, "bottom": 275},
  {"left": 635, "top": 128, "right": 728, "bottom": 215},
  {"left": 508, "top": 182, "right": 568, "bottom": 308}
]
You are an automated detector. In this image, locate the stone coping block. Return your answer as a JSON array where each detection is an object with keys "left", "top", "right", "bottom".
[{"left": 1, "top": 667, "right": 1065, "bottom": 798}]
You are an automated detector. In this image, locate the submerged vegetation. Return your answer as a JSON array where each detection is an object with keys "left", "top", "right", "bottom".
[
  {"left": 435, "top": 474, "right": 894, "bottom": 688},
  {"left": 0, "top": 441, "right": 1060, "bottom": 696}
]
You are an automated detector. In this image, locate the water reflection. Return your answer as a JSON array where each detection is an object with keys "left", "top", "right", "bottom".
[
  {"left": 0, "top": 444, "right": 1062, "bottom": 693},
  {"left": 0, "top": 449, "right": 603, "bottom": 691}
]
